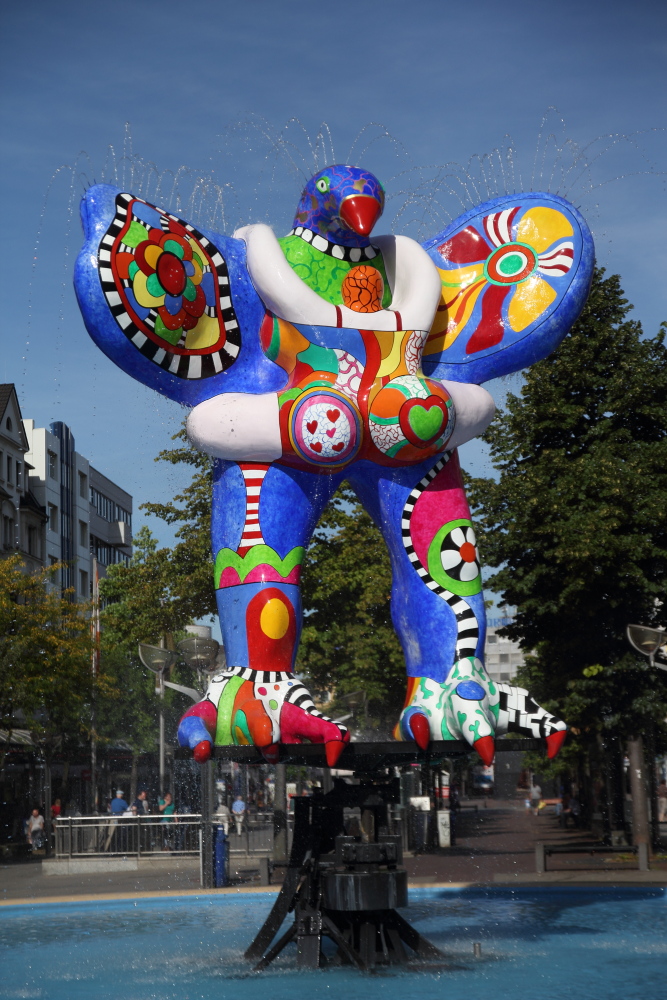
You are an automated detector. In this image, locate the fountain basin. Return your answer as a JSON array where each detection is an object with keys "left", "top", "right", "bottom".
[{"left": 0, "top": 886, "right": 664, "bottom": 999}]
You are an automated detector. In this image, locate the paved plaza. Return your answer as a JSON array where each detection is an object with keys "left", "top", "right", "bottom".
[{"left": 2, "top": 799, "right": 665, "bottom": 905}]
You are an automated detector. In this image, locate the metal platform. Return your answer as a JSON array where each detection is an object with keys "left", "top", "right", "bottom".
[{"left": 174, "top": 737, "right": 542, "bottom": 768}]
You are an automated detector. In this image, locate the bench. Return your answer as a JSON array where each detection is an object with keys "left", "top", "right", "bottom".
[{"left": 535, "top": 841, "right": 649, "bottom": 873}]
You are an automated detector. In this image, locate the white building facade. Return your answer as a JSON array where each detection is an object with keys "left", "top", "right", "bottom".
[
  {"left": 23, "top": 417, "right": 132, "bottom": 597},
  {"left": 483, "top": 615, "right": 527, "bottom": 683}
]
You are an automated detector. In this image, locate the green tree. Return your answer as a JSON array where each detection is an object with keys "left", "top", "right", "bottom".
[
  {"left": 467, "top": 269, "right": 667, "bottom": 749},
  {"left": 297, "top": 484, "right": 405, "bottom": 722},
  {"left": 0, "top": 554, "right": 95, "bottom": 745}
]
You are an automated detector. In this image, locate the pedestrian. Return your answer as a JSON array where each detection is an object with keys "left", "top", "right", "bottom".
[
  {"left": 530, "top": 782, "right": 542, "bottom": 817},
  {"left": 158, "top": 792, "right": 176, "bottom": 849},
  {"left": 110, "top": 790, "right": 128, "bottom": 815},
  {"left": 232, "top": 795, "right": 246, "bottom": 835},
  {"left": 657, "top": 780, "right": 667, "bottom": 823},
  {"left": 132, "top": 789, "right": 150, "bottom": 814},
  {"left": 26, "top": 808, "right": 45, "bottom": 849},
  {"left": 214, "top": 800, "right": 231, "bottom": 835},
  {"left": 51, "top": 798, "right": 62, "bottom": 822}
]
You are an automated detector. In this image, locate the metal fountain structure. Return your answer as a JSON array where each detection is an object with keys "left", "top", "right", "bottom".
[{"left": 187, "top": 738, "right": 544, "bottom": 972}]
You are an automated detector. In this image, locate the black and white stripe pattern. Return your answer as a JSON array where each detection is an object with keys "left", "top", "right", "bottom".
[
  {"left": 497, "top": 683, "right": 566, "bottom": 739},
  {"left": 98, "top": 193, "right": 241, "bottom": 379},
  {"left": 400, "top": 454, "right": 479, "bottom": 661},
  {"left": 288, "top": 227, "right": 380, "bottom": 263},
  {"left": 211, "top": 667, "right": 289, "bottom": 685}
]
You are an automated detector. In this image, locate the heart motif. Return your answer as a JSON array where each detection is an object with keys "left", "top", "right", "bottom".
[
  {"left": 306, "top": 420, "right": 318, "bottom": 434},
  {"left": 407, "top": 403, "right": 444, "bottom": 441},
  {"left": 326, "top": 428, "right": 336, "bottom": 438},
  {"left": 327, "top": 409, "right": 340, "bottom": 423},
  {"left": 310, "top": 441, "right": 323, "bottom": 453},
  {"left": 332, "top": 442, "right": 345, "bottom": 452}
]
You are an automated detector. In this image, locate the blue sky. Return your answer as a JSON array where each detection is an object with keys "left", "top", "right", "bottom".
[{"left": 1, "top": 0, "right": 665, "bottom": 551}]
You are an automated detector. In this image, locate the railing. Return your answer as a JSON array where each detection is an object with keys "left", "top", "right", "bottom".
[
  {"left": 54, "top": 813, "right": 278, "bottom": 859},
  {"left": 55, "top": 815, "right": 201, "bottom": 858}
]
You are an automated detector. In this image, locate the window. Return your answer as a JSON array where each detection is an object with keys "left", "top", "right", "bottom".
[
  {"left": 5, "top": 417, "right": 12, "bottom": 432},
  {"left": 6, "top": 456, "right": 12, "bottom": 483},
  {"left": 0, "top": 451, "right": 3, "bottom": 479},
  {"left": 16, "top": 462, "right": 22, "bottom": 488},
  {"left": 79, "top": 472, "right": 87, "bottom": 499},
  {"left": 500, "top": 672, "right": 510, "bottom": 681},
  {"left": 79, "top": 570, "right": 89, "bottom": 597},
  {"left": 487, "top": 634, "right": 497, "bottom": 644},
  {"left": 27, "top": 526, "right": 39, "bottom": 557},
  {"left": 79, "top": 520, "right": 88, "bottom": 547},
  {"left": 89, "top": 487, "right": 132, "bottom": 527},
  {"left": 48, "top": 555, "right": 59, "bottom": 585},
  {"left": 499, "top": 653, "right": 510, "bottom": 664},
  {"left": 48, "top": 503, "right": 58, "bottom": 533},
  {"left": 48, "top": 451, "right": 58, "bottom": 480},
  {"left": 3, "top": 516, "right": 14, "bottom": 548},
  {"left": 90, "top": 534, "right": 130, "bottom": 568}
]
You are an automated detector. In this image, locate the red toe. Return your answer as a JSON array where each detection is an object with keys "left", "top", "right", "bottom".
[
  {"left": 546, "top": 729, "right": 567, "bottom": 759},
  {"left": 474, "top": 735, "right": 495, "bottom": 766},
  {"left": 193, "top": 740, "right": 212, "bottom": 763},
  {"left": 409, "top": 713, "right": 431, "bottom": 751},
  {"left": 325, "top": 740, "right": 346, "bottom": 767}
]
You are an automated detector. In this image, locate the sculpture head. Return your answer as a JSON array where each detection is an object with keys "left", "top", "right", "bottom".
[{"left": 292, "top": 164, "right": 385, "bottom": 246}]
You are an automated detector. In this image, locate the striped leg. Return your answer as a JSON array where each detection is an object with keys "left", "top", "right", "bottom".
[
  {"left": 349, "top": 452, "right": 497, "bottom": 763},
  {"left": 179, "top": 460, "right": 350, "bottom": 764}
]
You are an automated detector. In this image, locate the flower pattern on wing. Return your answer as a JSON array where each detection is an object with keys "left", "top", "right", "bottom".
[
  {"left": 433, "top": 205, "right": 575, "bottom": 355},
  {"left": 116, "top": 219, "right": 208, "bottom": 346}
]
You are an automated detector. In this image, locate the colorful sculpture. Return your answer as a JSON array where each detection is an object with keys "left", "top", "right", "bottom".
[{"left": 74, "top": 164, "right": 594, "bottom": 767}]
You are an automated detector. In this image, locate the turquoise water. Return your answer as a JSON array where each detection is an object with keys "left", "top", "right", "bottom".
[{"left": 0, "top": 887, "right": 665, "bottom": 1000}]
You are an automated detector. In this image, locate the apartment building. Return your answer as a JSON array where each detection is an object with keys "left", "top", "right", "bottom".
[
  {"left": 484, "top": 615, "right": 527, "bottom": 683},
  {"left": 0, "top": 385, "right": 48, "bottom": 575},
  {"left": 21, "top": 414, "right": 133, "bottom": 598}
]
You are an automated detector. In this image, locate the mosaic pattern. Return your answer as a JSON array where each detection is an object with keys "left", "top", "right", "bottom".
[
  {"left": 421, "top": 192, "right": 594, "bottom": 383},
  {"left": 98, "top": 193, "right": 240, "bottom": 379},
  {"left": 74, "top": 167, "right": 589, "bottom": 764}
]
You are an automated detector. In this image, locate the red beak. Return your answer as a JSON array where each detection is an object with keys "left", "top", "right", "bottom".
[{"left": 339, "top": 195, "right": 382, "bottom": 236}]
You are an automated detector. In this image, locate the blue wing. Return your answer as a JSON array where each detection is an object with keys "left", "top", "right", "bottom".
[
  {"left": 420, "top": 192, "right": 595, "bottom": 384},
  {"left": 74, "top": 184, "right": 286, "bottom": 406}
]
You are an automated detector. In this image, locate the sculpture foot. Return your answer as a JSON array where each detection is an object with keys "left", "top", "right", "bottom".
[
  {"left": 177, "top": 668, "right": 349, "bottom": 761},
  {"left": 396, "top": 659, "right": 498, "bottom": 749}
]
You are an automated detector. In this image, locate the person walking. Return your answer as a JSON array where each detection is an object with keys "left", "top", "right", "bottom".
[
  {"left": 26, "top": 808, "right": 45, "bottom": 849},
  {"left": 657, "top": 780, "right": 667, "bottom": 823},
  {"left": 530, "top": 782, "right": 542, "bottom": 817},
  {"left": 232, "top": 795, "right": 246, "bottom": 836}
]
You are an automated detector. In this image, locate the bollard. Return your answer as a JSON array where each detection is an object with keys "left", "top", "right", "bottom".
[
  {"left": 535, "top": 842, "right": 546, "bottom": 874},
  {"left": 637, "top": 842, "right": 649, "bottom": 872},
  {"left": 259, "top": 856, "right": 271, "bottom": 886},
  {"left": 473, "top": 942, "right": 482, "bottom": 958},
  {"left": 214, "top": 825, "right": 228, "bottom": 887}
]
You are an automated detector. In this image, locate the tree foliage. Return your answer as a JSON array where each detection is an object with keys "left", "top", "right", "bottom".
[
  {"left": 0, "top": 555, "right": 95, "bottom": 745},
  {"left": 467, "top": 269, "right": 667, "bottom": 745},
  {"left": 297, "top": 484, "right": 405, "bottom": 719}
]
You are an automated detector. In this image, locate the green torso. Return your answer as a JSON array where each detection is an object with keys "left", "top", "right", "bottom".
[{"left": 278, "top": 235, "right": 392, "bottom": 309}]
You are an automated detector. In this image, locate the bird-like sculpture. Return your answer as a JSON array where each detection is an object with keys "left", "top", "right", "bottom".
[{"left": 74, "top": 162, "right": 593, "bottom": 766}]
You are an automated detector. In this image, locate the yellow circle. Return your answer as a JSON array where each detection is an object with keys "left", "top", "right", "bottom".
[{"left": 259, "top": 598, "right": 290, "bottom": 640}]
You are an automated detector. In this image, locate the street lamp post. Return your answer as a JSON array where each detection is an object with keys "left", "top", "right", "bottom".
[
  {"left": 626, "top": 624, "right": 667, "bottom": 671},
  {"left": 137, "top": 642, "right": 178, "bottom": 798},
  {"left": 176, "top": 629, "right": 221, "bottom": 890},
  {"left": 626, "top": 623, "right": 667, "bottom": 862}
]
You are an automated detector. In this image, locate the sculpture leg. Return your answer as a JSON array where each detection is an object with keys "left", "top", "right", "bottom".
[
  {"left": 178, "top": 460, "right": 350, "bottom": 764},
  {"left": 347, "top": 452, "right": 566, "bottom": 762}
]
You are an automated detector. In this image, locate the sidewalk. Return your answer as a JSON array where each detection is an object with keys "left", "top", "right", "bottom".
[
  {"left": 404, "top": 798, "right": 667, "bottom": 885},
  {"left": 2, "top": 798, "right": 665, "bottom": 905}
]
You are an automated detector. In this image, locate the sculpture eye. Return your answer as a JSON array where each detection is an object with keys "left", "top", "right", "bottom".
[{"left": 316, "top": 177, "right": 329, "bottom": 193}]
